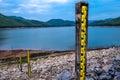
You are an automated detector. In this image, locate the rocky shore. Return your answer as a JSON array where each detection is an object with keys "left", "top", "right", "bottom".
[
  {"left": 0, "top": 47, "right": 120, "bottom": 80},
  {"left": 87, "top": 47, "right": 120, "bottom": 80}
]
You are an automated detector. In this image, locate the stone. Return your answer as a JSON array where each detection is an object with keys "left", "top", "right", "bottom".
[
  {"left": 112, "top": 58, "right": 120, "bottom": 71},
  {"left": 93, "top": 68, "right": 103, "bottom": 76},
  {"left": 99, "top": 73, "right": 112, "bottom": 80},
  {"left": 103, "top": 64, "right": 111, "bottom": 72},
  {"left": 53, "top": 69, "right": 72, "bottom": 80},
  {"left": 108, "top": 69, "right": 115, "bottom": 76},
  {"left": 115, "top": 72, "right": 120, "bottom": 76},
  {"left": 114, "top": 75, "right": 120, "bottom": 80},
  {"left": 86, "top": 77, "right": 94, "bottom": 80}
]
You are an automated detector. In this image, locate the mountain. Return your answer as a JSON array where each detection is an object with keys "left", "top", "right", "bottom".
[
  {"left": 88, "top": 20, "right": 96, "bottom": 24},
  {"left": 1, "top": 13, "right": 120, "bottom": 28},
  {"left": 89, "top": 17, "right": 120, "bottom": 26},
  {"left": 46, "top": 19, "right": 75, "bottom": 26},
  {"left": 0, "top": 13, "right": 75, "bottom": 28},
  {"left": 0, "top": 13, "right": 50, "bottom": 28}
]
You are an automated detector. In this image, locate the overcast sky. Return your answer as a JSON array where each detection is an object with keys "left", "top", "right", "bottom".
[{"left": 0, "top": 0, "right": 120, "bottom": 21}]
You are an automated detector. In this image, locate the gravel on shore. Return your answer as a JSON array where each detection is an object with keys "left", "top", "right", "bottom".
[{"left": 0, "top": 47, "right": 120, "bottom": 80}]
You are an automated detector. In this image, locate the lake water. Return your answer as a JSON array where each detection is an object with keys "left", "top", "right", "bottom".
[{"left": 0, "top": 26, "right": 120, "bottom": 50}]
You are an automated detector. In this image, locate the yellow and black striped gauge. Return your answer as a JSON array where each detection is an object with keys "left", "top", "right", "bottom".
[
  {"left": 27, "top": 50, "right": 31, "bottom": 77},
  {"left": 19, "top": 54, "right": 23, "bottom": 72},
  {"left": 75, "top": 1, "right": 88, "bottom": 80}
]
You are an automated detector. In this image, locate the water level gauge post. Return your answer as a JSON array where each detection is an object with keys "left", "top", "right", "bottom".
[{"left": 75, "top": 1, "right": 88, "bottom": 80}]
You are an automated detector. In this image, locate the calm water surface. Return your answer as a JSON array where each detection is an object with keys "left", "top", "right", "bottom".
[{"left": 0, "top": 26, "right": 120, "bottom": 50}]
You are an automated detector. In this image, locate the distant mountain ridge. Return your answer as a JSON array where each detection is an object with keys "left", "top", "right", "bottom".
[
  {"left": 0, "top": 13, "right": 75, "bottom": 28},
  {"left": 47, "top": 19, "right": 75, "bottom": 26},
  {"left": 0, "top": 13, "right": 120, "bottom": 28},
  {"left": 89, "top": 17, "right": 120, "bottom": 26}
]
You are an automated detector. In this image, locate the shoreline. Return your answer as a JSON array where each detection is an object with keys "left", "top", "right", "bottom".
[
  {"left": 1, "top": 45, "right": 120, "bottom": 50},
  {"left": 0, "top": 49, "right": 75, "bottom": 59},
  {"left": 1, "top": 26, "right": 120, "bottom": 30},
  {"left": 88, "top": 46, "right": 120, "bottom": 50},
  {"left": 0, "top": 26, "right": 74, "bottom": 30},
  {"left": 0, "top": 46, "right": 120, "bottom": 59}
]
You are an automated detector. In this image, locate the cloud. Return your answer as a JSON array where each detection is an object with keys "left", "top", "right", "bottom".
[
  {"left": 14, "top": 0, "right": 72, "bottom": 14},
  {"left": 1, "top": 0, "right": 73, "bottom": 14},
  {"left": 43, "top": 0, "right": 69, "bottom": 3},
  {"left": 19, "top": 4, "right": 50, "bottom": 9},
  {"left": 11, "top": 0, "right": 52, "bottom": 14},
  {"left": 0, "top": 0, "right": 74, "bottom": 20},
  {"left": 29, "top": 0, "right": 70, "bottom": 4},
  {"left": 0, "top": 0, "right": 9, "bottom": 6},
  {"left": 17, "top": 3, "right": 51, "bottom": 13},
  {"left": 12, "top": 10, "right": 20, "bottom": 13}
]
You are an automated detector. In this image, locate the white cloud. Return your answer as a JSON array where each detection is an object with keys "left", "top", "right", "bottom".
[
  {"left": 29, "top": 0, "right": 69, "bottom": 3},
  {"left": 44, "top": 0, "right": 69, "bottom": 3},
  {"left": 19, "top": 4, "right": 50, "bottom": 9},
  {"left": 18, "top": 3, "right": 51, "bottom": 13},
  {"left": 11, "top": 0, "right": 51, "bottom": 14},
  {"left": 11, "top": 0, "right": 72, "bottom": 14},
  {"left": 12, "top": 10, "right": 20, "bottom": 13}
]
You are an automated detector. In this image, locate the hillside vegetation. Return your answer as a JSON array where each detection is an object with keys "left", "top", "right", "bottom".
[
  {"left": 0, "top": 13, "right": 75, "bottom": 28},
  {"left": 90, "top": 17, "right": 120, "bottom": 26},
  {"left": 0, "top": 13, "right": 120, "bottom": 28}
]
